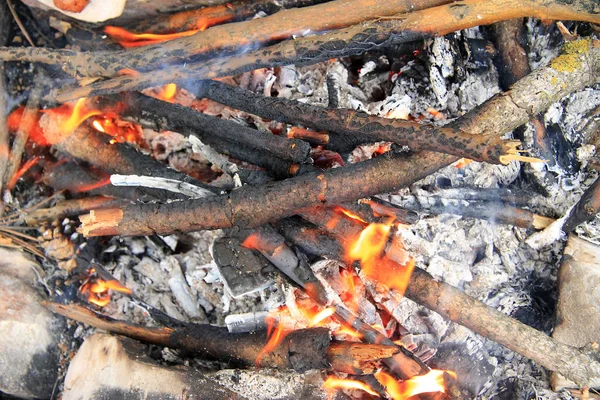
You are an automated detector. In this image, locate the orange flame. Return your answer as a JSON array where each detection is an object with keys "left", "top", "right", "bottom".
[
  {"left": 333, "top": 206, "right": 367, "bottom": 224},
  {"left": 346, "top": 220, "right": 414, "bottom": 296},
  {"left": 256, "top": 311, "right": 290, "bottom": 367},
  {"left": 7, "top": 156, "right": 40, "bottom": 190},
  {"left": 323, "top": 377, "right": 380, "bottom": 397},
  {"left": 104, "top": 26, "right": 202, "bottom": 48},
  {"left": 7, "top": 106, "right": 47, "bottom": 146},
  {"left": 375, "top": 370, "right": 456, "bottom": 399},
  {"left": 157, "top": 83, "right": 178, "bottom": 103},
  {"left": 61, "top": 98, "right": 102, "bottom": 134},
  {"left": 79, "top": 268, "right": 132, "bottom": 307}
]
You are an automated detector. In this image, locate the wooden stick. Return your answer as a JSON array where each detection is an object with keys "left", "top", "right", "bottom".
[
  {"left": 23, "top": 196, "right": 124, "bottom": 225},
  {"left": 44, "top": 301, "right": 398, "bottom": 374},
  {"left": 199, "top": 80, "right": 525, "bottom": 164},
  {"left": 0, "top": 64, "right": 8, "bottom": 194},
  {"left": 115, "top": 92, "right": 312, "bottom": 169},
  {"left": 48, "top": 0, "right": 600, "bottom": 102},
  {"left": 78, "top": 39, "right": 600, "bottom": 237},
  {"left": 563, "top": 176, "right": 600, "bottom": 233},
  {"left": 0, "top": 0, "right": 451, "bottom": 78},
  {"left": 124, "top": 0, "right": 329, "bottom": 36}
]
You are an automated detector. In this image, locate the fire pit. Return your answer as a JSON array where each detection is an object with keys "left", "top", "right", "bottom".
[{"left": 1, "top": 0, "right": 600, "bottom": 399}]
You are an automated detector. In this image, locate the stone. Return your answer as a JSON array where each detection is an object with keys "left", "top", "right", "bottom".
[
  {"left": 63, "top": 333, "right": 242, "bottom": 400},
  {"left": 551, "top": 235, "right": 600, "bottom": 390},
  {"left": 0, "top": 248, "right": 62, "bottom": 399}
]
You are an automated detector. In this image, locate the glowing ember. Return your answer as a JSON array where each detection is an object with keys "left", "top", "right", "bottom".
[
  {"left": 375, "top": 369, "right": 456, "bottom": 399},
  {"left": 455, "top": 158, "right": 473, "bottom": 169},
  {"left": 73, "top": 177, "right": 112, "bottom": 193},
  {"left": 104, "top": 26, "right": 202, "bottom": 48},
  {"left": 323, "top": 376, "right": 380, "bottom": 397},
  {"left": 91, "top": 113, "right": 144, "bottom": 144},
  {"left": 157, "top": 83, "right": 178, "bottom": 103},
  {"left": 7, "top": 156, "right": 40, "bottom": 190},
  {"left": 79, "top": 267, "right": 132, "bottom": 307},
  {"left": 7, "top": 106, "right": 47, "bottom": 146},
  {"left": 61, "top": 98, "right": 102, "bottom": 134}
]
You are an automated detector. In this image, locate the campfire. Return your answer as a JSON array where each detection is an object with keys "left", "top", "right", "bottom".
[{"left": 1, "top": 0, "right": 600, "bottom": 399}]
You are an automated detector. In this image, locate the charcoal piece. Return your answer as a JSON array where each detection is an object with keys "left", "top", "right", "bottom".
[
  {"left": 429, "top": 343, "right": 494, "bottom": 397},
  {"left": 212, "top": 237, "right": 274, "bottom": 298},
  {"left": 544, "top": 123, "right": 580, "bottom": 174}
]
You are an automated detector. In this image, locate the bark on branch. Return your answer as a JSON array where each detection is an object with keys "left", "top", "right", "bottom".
[
  {"left": 47, "top": 0, "right": 600, "bottom": 102},
  {"left": 79, "top": 39, "right": 600, "bottom": 237},
  {"left": 44, "top": 301, "right": 399, "bottom": 375}
]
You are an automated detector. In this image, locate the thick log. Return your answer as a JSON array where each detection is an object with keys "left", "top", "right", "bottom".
[
  {"left": 1, "top": 0, "right": 451, "bottom": 78},
  {"left": 44, "top": 301, "right": 398, "bottom": 375},
  {"left": 48, "top": 0, "right": 600, "bottom": 102},
  {"left": 563, "top": 176, "right": 600, "bottom": 233},
  {"left": 78, "top": 39, "right": 600, "bottom": 237},
  {"left": 114, "top": 92, "right": 312, "bottom": 177},
  {"left": 199, "top": 80, "right": 523, "bottom": 164}
]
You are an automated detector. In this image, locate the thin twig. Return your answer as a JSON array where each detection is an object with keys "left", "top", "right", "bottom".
[{"left": 5, "top": 0, "right": 35, "bottom": 47}]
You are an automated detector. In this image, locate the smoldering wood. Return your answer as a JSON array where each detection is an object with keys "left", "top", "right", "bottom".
[
  {"left": 48, "top": 0, "right": 600, "bottom": 103},
  {"left": 562, "top": 176, "right": 600, "bottom": 233},
  {"left": 401, "top": 197, "right": 554, "bottom": 230},
  {"left": 23, "top": 196, "right": 125, "bottom": 225},
  {"left": 198, "top": 80, "right": 522, "bottom": 164},
  {"left": 3, "top": 0, "right": 452, "bottom": 78},
  {"left": 113, "top": 92, "right": 313, "bottom": 177},
  {"left": 78, "top": 39, "right": 600, "bottom": 237},
  {"left": 51, "top": 122, "right": 220, "bottom": 200},
  {"left": 44, "top": 301, "right": 399, "bottom": 375},
  {"left": 129, "top": 0, "right": 330, "bottom": 35},
  {"left": 240, "top": 224, "right": 431, "bottom": 380},
  {"left": 284, "top": 209, "right": 600, "bottom": 387},
  {"left": 277, "top": 217, "right": 344, "bottom": 259}
]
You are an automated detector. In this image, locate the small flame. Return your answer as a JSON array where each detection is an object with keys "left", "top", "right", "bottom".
[
  {"left": 306, "top": 306, "right": 336, "bottom": 327},
  {"left": 256, "top": 311, "right": 290, "bottom": 367},
  {"left": 61, "top": 98, "right": 102, "bottom": 134},
  {"left": 333, "top": 206, "right": 367, "bottom": 224},
  {"left": 348, "top": 222, "right": 391, "bottom": 263},
  {"left": 323, "top": 377, "right": 380, "bottom": 397},
  {"left": 91, "top": 112, "right": 144, "bottom": 144},
  {"left": 104, "top": 26, "right": 202, "bottom": 48},
  {"left": 157, "top": 83, "right": 178, "bottom": 103},
  {"left": 374, "top": 370, "right": 456, "bottom": 400},
  {"left": 79, "top": 268, "right": 132, "bottom": 307}
]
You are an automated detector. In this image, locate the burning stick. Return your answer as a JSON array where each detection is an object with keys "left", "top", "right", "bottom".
[
  {"left": 562, "top": 176, "right": 600, "bottom": 234},
  {"left": 199, "top": 80, "right": 534, "bottom": 164},
  {"left": 77, "top": 38, "right": 600, "bottom": 237},
  {"left": 44, "top": 301, "right": 399, "bottom": 375},
  {"left": 0, "top": 0, "right": 451, "bottom": 78},
  {"left": 115, "top": 92, "right": 312, "bottom": 174},
  {"left": 46, "top": 0, "right": 600, "bottom": 102},
  {"left": 281, "top": 216, "right": 600, "bottom": 388}
]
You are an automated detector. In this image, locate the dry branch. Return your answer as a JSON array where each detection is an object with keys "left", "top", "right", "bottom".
[
  {"left": 129, "top": 0, "right": 329, "bottom": 35},
  {"left": 44, "top": 301, "right": 398, "bottom": 375},
  {"left": 78, "top": 39, "right": 600, "bottom": 237},
  {"left": 0, "top": 0, "right": 451, "bottom": 78},
  {"left": 23, "top": 196, "right": 125, "bottom": 225},
  {"left": 48, "top": 0, "right": 600, "bottom": 102},
  {"left": 199, "top": 80, "right": 523, "bottom": 164}
]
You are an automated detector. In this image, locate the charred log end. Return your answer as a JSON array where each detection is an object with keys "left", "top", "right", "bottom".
[{"left": 78, "top": 208, "right": 124, "bottom": 236}]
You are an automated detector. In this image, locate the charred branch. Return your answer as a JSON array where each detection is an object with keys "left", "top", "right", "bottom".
[
  {"left": 78, "top": 39, "right": 600, "bottom": 237},
  {"left": 563, "top": 176, "right": 600, "bottom": 233},
  {"left": 44, "top": 301, "right": 399, "bottom": 375},
  {"left": 198, "top": 80, "right": 523, "bottom": 164},
  {"left": 114, "top": 92, "right": 312, "bottom": 177},
  {"left": 47, "top": 0, "right": 600, "bottom": 102}
]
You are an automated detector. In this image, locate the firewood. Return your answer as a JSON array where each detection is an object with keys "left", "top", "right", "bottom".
[
  {"left": 128, "top": 0, "right": 330, "bottom": 36},
  {"left": 78, "top": 39, "right": 600, "bottom": 237},
  {"left": 43, "top": 0, "right": 600, "bottom": 102},
  {"left": 23, "top": 196, "right": 125, "bottom": 225},
  {"left": 563, "top": 176, "right": 600, "bottom": 233},
  {"left": 44, "top": 301, "right": 399, "bottom": 375},
  {"left": 198, "top": 80, "right": 529, "bottom": 164},
  {"left": 0, "top": 0, "right": 451, "bottom": 78},
  {"left": 0, "top": 63, "right": 8, "bottom": 194},
  {"left": 114, "top": 92, "right": 313, "bottom": 177},
  {"left": 280, "top": 218, "right": 600, "bottom": 388}
]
